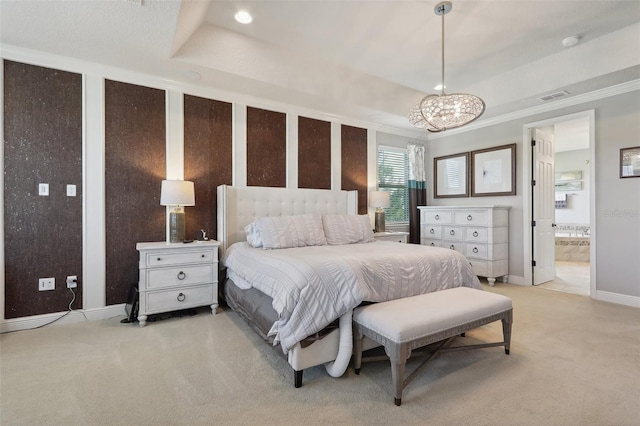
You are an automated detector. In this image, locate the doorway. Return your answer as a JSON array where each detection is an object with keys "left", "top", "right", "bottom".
[{"left": 522, "top": 110, "right": 596, "bottom": 297}]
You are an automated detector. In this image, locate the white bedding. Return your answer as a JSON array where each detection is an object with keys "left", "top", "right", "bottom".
[{"left": 222, "top": 240, "right": 482, "bottom": 354}]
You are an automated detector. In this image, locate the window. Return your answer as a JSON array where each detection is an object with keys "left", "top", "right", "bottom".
[{"left": 377, "top": 145, "right": 409, "bottom": 223}]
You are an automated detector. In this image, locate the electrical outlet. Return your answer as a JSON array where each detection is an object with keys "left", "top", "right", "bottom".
[
  {"left": 38, "top": 183, "right": 49, "bottom": 196},
  {"left": 39, "top": 277, "right": 55, "bottom": 291},
  {"left": 66, "top": 275, "right": 78, "bottom": 289}
]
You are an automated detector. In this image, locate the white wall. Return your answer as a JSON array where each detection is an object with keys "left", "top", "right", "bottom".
[
  {"left": 425, "top": 89, "right": 640, "bottom": 304},
  {"left": 555, "top": 149, "right": 590, "bottom": 225}
]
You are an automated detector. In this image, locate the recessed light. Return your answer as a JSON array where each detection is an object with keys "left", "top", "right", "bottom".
[
  {"left": 562, "top": 35, "right": 580, "bottom": 48},
  {"left": 235, "top": 10, "right": 252, "bottom": 24}
]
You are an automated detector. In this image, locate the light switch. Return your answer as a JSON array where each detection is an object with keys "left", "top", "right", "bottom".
[
  {"left": 38, "top": 183, "right": 49, "bottom": 196},
  {"left": 67, "top": 184, "right": 76, "bottom": 197}
]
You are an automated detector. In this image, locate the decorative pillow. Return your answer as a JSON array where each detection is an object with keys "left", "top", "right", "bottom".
[
  {"left": 322, "top": 214, "right": 374, "bottom": 245},
  {"left": 254, "top": 214, "right": 327, "bottom": 249},
  {"left": 244, "top": 222, "right": 263, "bottom": 248}
]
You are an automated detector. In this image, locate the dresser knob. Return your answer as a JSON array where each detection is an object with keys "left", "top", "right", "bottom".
[
  {"left": 177, "top": 293, "right": 186, "bottom": 302},
  {"left": 473, "top": 247, "right": 479, "bottom": 253},
  {"left": 450, "top": 229, "right": 455, "bottom": 236},
  {"left": 473, "top": 231, "right": 479, "bottom": 237},
  {"left": 467, "top": 215, "right": 473, "bottom": 221},
  {"left": 430, "top": 228, "right": 435, "bottom": 234},
  {"left": 177, "top": 271, "right": 186, "bottom": 280},
  {"left": 435, "top": 214, "right": 440, "bottom": 220},
  {"left": 430, "top": 243, "right": 435, "bottom": 247},
  {"left": 157, "top": 257, "right": 161, "bottom": 261},
  {"left": 201, "top": 254, "right": 205, "bottom": 258},
  {"left": 450, "top": 245, "right": 455, "bottom": 250}
]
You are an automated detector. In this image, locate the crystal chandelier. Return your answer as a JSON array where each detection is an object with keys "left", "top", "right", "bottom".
[{"left": 409, "top": 1, "right": 485, "bottom": 132}]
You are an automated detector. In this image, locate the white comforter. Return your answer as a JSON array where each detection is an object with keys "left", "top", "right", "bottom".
[{"left": 222, "top": 241, "right": 482, "bottom": 354}]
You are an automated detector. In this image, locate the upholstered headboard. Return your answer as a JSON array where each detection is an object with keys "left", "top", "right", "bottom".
[{"left": 216, "top": 185, "right": 359, "bottom": 255}]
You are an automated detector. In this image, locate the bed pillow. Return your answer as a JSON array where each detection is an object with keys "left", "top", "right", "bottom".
[
  {"left": 254, "top": 213, "right": 327, "bottom": 249},
  {"left": 322, "top": 214, "right": 374, "bottom": 245},
  {"left": 244, "top": 222, "right": 263, "bottom": 248}
]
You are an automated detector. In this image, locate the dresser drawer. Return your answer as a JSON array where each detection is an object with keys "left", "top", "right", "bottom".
[
  {"left": 144, "top": 284, "right": 214, "bottom": 313},
  {"left": 468, "top": 260, "right": 489, "bottom": 277},
  {"left": 141, "top": 264, "right": 214, "bottom": 291},
  {"left": 422, "top": 225, "right": 443, "bottom": 238},
  {"left": 444, "top": 242, "right": 465, "bottom": 254},
  {"left": 454, "top": 211, "right": 489, "bottom": 226},
  {"left": 466, "top": 227, "right": 488, "bottom": 242},
  {"left": 421, "top": 210, "right": 452, "bottom": 224},
  {"left": 443, "top": 226, "right": 465, "bottom": 241},
  {"left": 422, "top": 238, "right": 442, "bottom": 247},
  {"left": 144, "top": 249, "right": 214, "bottom": 268},
  {"left": 465, "top": 243, "right": 488, "bottom": 259}
]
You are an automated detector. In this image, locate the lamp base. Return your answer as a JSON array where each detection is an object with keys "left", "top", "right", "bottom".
[
  {"left": 168, "top": 210, "right": 185, "bottom": 243},
  {"left": 374, "top": 210, "right": 386, "bottom": 233}
]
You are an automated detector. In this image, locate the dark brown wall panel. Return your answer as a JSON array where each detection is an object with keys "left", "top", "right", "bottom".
[
  {"left": 298, "top": 116, "right": 331, "bottom": 189},
  {"left": 105, "top": 80, "right": 165, "bottom": 305},
  {"left": 4, "top": 60, "right": 83, "bottom": 318},
  {"left": 184, "top": 95, "right": 232, "bottom": 241},
  {"left": 246, "top": 107, "right": 286, "bottom": 187},
  {"left": 341, "top": 125, "right": 368, "bottom": 214}
]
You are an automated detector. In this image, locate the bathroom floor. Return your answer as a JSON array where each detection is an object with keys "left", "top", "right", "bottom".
[{"left": 538, "top": 261, "right": 590, "bottom": 296}]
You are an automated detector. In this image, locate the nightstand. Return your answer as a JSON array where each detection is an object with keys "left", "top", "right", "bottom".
[
  {"left": 136, "top": 240, "right": 220, "bottom": 327},
  {"left": 374, "top": 231, "right": 409, "bottom": 244}
]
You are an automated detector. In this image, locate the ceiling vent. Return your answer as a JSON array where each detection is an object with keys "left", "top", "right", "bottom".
[{"left": 539, "top": 90, "right": 570, "bottom": 101}]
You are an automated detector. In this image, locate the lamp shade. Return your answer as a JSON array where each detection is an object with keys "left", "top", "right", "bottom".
[
  {"left": 369, "top": 191, "right": 390, "bottom": 208},
  {"left": 160, "top": 180, "right": 195, "bottom": 206}
]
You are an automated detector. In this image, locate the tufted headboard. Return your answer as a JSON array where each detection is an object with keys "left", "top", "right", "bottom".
[{"left": 216, "top": 185, "right": 359, "bottom": 255}]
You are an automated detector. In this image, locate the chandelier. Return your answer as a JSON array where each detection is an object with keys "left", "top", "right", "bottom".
[{"left": 409, "top": 1, "right": 485, "bottom": 132}]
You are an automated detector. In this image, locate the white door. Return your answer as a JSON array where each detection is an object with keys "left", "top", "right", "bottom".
[{"left": 533, "top": 127, "right": 556, "bottom": 285}]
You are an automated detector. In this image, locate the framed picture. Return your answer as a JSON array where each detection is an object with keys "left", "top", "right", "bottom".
[
  {"left": 620, "top": 146, "right": 640, "bottom": 178},
  {"left": 471, "top": 143, "right": 516, "bottom": 197},
  {"left": 434, "top": 152, "right": 469, "bottom": 198}
]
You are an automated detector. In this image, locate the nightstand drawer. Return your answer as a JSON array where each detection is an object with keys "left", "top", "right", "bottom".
[
  {"left": 141, "top": 264, "right": 214, "bottom": 290},
  {"left": 144, "top": 284, "right": 214, "bottom": 313},
  {"left": 145, "top": 249, "right": 214, "bottom": 268}
]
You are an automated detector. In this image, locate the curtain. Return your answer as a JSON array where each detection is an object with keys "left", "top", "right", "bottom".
[{"left": 407, "top": 143, "right": 426, "bottom": 244}]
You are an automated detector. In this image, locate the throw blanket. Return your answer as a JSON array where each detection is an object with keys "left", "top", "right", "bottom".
[{"left": 223, "top": 241, "right": 481, "bottom": 354}]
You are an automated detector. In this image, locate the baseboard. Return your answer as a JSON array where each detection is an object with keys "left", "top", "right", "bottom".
[
  {"left": 505, "top": 275, "right": 526, "bottom": 286},
  {"left": 0, "top": 304, "right": 126, "bottom": 334},
  {"left": 594, "top": 291, "right": 640, "bottom": 308}
]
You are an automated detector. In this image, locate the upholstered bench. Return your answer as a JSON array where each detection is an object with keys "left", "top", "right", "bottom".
[{"left": 353, "top": 287, "right": 513, "bottom": 406}]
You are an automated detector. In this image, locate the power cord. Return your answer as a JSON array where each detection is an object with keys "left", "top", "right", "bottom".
[{"left": 2, "top": 287, "right": 88, "bottom": 334}]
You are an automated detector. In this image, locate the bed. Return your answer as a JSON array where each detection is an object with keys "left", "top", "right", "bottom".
[{"left": 217, "top": 185, "right": 481, "bottom": 387}]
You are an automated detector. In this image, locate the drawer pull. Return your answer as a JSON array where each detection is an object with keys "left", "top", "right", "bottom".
[
  {"left": 473, "top": 231, "right": 479, "bottom": 237},
  {"left": 430, "top": 242, "right": 435, "bottom": 247},
  {"left": 157, "top": 257, "right": 161, "bottom": 261},
  {"left": 177, "top": 293, "right": 186, "bottom": 302},
  {"left": 177, "top": 271, "right": 186, "bottom": 280},
  {"left": 430, "top": 228, "right": 435, "bottom": 234},
  {"left": 450, "top": 245, "right": 455, "bottom": 250},
  {"left": 467, "top": 215, "right": 473, "bottom": 221},
  {"left": 435, "top": 214, "right": 440, "bottom": 220},
  {"left": 201, "top": 254, "right": 206, "bottom": 258},
  {"left": 473, "top": 247, "right": 479, "bottom": 253},
  {"left": 450, "top": 229, "right": 455, "bottom": 236}
]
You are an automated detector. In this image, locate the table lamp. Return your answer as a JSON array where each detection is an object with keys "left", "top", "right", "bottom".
[
  {"left": 370, "top": 190, "right": 391, "bottom": 233},
  {"left": 160, "top": 180, "right": 195, "bottom": 243}
]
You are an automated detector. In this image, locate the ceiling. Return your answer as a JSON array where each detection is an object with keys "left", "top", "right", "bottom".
[{"left": 1, "top": 0, "right": 639, "bottom": 133}]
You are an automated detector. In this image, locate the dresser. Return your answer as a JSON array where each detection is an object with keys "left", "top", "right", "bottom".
[
  {"left": 418, "top": 206, "right": 510, "bottom": 285},
  {"left": 136, "top": 240, "right": 220, "bottom": 326},
  {"left": 374, "top": 231, "right": 409, "bottom": 244}
]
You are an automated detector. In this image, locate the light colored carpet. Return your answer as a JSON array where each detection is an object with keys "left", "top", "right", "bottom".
[{"left": 1, "top": 283, "right": 639, "bottom": 426}]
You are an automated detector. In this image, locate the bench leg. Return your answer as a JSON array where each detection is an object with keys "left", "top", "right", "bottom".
[
  {"left": 294, "top": 370, "right": 303, "bottom": 388},
  {"left": 390, "top": 359, "right": 405, "bottom": 406},
  {"left": 502, "top": 315, "right": 512, "bottom": 355}
]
